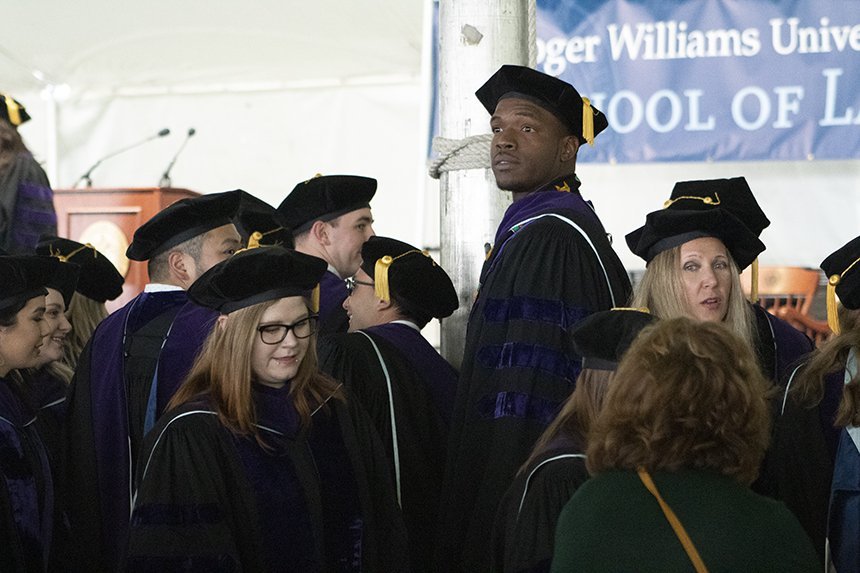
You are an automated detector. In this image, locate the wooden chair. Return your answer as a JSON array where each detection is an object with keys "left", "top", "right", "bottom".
[{"left": 740, "top": 266, "right": 833, "bottom": 346}]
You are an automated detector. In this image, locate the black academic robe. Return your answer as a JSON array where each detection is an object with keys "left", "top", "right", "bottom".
[
  {"left": 318, "top": 321, "right": 457, "bottom": 572},
  {"left": 126, "top": 385, "right": 409, "bottom": 572},
  {"left": 0, "top": 151, "right": 57, "bottom": 254},
  {"left": 0, "top": 377, "right": 55, "bottom": 572},
  {"left": 751, "top": 303, "right": 814, "bottom": 385},
  {"left": 62, "top": 290, "right": 218, "bottom": 572},
  {"left": 490, "top": 435, "right": 589, "bottom": 573},
  {"left": 758, "top": 364, "right": 845, "bottom": 562},
  {"left": 437, "top": 175, "right": 632, "bottom": 572},
  {"left": 318, "top": 270, "right": 350, "bottom": 336}
]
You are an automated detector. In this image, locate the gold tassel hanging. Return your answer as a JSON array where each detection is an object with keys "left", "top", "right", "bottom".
[
  {"left": 827, "top": 275, "right": 841, "bottom": 335},
  {"left": 749, "top": 258, "right": 759, "bottom": 304},
  {"left": 582, "top": 97, "right": 595, "bottom": 147},
  {"left": 247, "top": 231, "right": 263, "bottom": 250},
  {"left": 311, "top": 284, "right": 320, "bottom": 313},
  {"left": 374, "top": 256, "right": 394, "bottom": 302},
  {"left": 2, "top": 94, "right": 22, "bottom": 126}
]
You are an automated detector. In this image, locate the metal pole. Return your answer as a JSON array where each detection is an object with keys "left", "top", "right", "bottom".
[{"left": 437, "top": 0, "right": 529, "bottom": 368}]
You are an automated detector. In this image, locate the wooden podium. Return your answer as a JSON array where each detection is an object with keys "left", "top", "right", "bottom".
[{"left": 53, "top": 187, "right": 200, "bottom": 312}]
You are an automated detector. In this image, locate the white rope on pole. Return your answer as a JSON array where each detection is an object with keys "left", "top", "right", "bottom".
[
  {"left": 428, "top": 133, "right": 492, "bottom": 179},
  {"left": 528, "top": 0, "right": 537, "bottom": 68}
]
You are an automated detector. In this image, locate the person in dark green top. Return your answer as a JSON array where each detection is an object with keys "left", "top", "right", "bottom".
[{"left": 551, "top": 317, "right": 820, "bottom": 573}]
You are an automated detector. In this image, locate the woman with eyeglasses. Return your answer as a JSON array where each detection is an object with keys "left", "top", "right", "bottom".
[{"left": 125, "top": 246, "right": 408, "bottom": 572}]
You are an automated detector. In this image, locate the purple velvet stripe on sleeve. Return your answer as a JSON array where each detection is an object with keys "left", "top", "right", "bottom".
[
  {"left": 476, "top": 341, "right": 581, "bottom": 383},
  {"left": 828, "top": 429, "right": 860, "bottom": 573},
  {"left": 154, "top": 302, "right": 219, "bottom": 416},
  {"left": 10, "top": 180, "right": 57, "bottom": 252},
  {"left": 366, "top": 323, "right": 459, "bottom": 425},
  {"left": 319, "top": 271, "right": 348, "bottom": 324},
  {"left": 482, "top": 296, "right": 591, "bottom": 331},
  {"left": 475, "top": 391, "right": 561, "bottom": 426}
]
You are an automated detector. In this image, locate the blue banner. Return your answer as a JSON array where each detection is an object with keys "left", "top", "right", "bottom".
[{"left": 537, "top": 0, "right": 860, "bottom": 162}]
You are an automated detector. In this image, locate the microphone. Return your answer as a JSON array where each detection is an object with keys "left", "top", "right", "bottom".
[
  {"left": 75, "top": 128, "right": 171, "bottom": 188},
  {"left": 158, "top": 127, "right": 196, "bottom": 188}
]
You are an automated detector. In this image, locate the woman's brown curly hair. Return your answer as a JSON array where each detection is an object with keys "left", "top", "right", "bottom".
[{"left": 587, "top": 317, "right": 772, "bottom": 485}]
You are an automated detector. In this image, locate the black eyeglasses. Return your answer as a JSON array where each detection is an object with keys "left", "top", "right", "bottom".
[
  {"left": 257, "top": 315, "right": 318, "bottom": 344},
  {"left": 345, "top": 276, "right": 374, "bottom": 295}
]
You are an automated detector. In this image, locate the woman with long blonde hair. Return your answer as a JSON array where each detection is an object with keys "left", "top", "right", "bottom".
[
  {"left": 126, "top": 246, "right": 407, "bottom": 572},
  {"left": 628, "top": 177, "right": 813, "bottom": 384}
]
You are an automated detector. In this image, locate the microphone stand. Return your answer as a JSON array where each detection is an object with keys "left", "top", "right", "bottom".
[
  {"left": 74, "top": 128, "right": 170, "bottom": 189},
  {"left": 159, "top": 128, "right": 196, "bottom": 188}
]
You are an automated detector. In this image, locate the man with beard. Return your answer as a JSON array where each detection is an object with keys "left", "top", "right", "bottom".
[{"left": 63, "top": 190, "right": 243, "bottom": 572}]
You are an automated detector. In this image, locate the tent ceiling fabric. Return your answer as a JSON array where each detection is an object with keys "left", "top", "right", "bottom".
[{"left": 1, "top": 0, "right": 425, "bottom": 93}]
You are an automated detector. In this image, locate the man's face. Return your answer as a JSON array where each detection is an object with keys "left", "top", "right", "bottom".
[
  {"left": 342, "top": 267, "right": 380, "bottom": 332},
  {"left": 189, "top": 224, "right": 242, "bottom": 283},
  {"left": 326, "top": 208, "right": 374, "bottom": 278},
  {"left": 489, "top": 97, "right": 578, "bottom": 194}
]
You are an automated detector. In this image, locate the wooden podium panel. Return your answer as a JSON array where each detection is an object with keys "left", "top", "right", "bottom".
[{"left": 53, "top": 187, "right": 199, "bottom": 312}]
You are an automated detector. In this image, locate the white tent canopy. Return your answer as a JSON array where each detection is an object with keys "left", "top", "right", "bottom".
[{"left": 3, "top": 0, "right": 858, "bottom": 272}]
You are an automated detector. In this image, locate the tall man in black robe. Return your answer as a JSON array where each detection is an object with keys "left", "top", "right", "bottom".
[
  {"left": 62, "top": 190, "right": 243, "bottom": 572},
  {"left": 278, "top": 174, "right": 376, "bottom": 335},
  {"left": 436, "top": 65, "right": 632, "bottom": 571},
  {"left": 318, "top": 236, "right": 459, "bottom": 572}
]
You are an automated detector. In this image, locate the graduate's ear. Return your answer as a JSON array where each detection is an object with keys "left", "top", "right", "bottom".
[
  {"left": 309, "top": 220, "right": 330, "bottom": 246},
  {"left": 560, "top": 135, "right": 580, "bottom": 163},
  {"left": 216, "top": 314, "right": 229, "bottom": 330},
  {"left": 167, "top": 250, "right": 193, "bottom": 285},
  {"left": 377, "top": 297, "right": 394, "bottom": 312}
]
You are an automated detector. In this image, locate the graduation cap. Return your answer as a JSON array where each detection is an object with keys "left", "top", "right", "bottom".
[
  {"left": 475, "top": 64, "right": 608, "bottom": 146},
  {"left": 36, "top": 236, "right": 125, "bottom": 302},
  {"left": 359, "top": 236, "right": 459, "bottom": 320},
  {"left": 126, "top": 190, "right": 242, "bottom": 261},
  {"left": 665, "top": 177, "right": 769, "bottom": 237},
  {"left": 277, "top": 174, "right": 376, "bottom": 234},
  {"left": 0, "top": 255, "right": 59, "bottom": 314},
  {"left": 570, "top": 308, "right": 657, "bottom": 371},
  {"left": 665, "top": 177, "right": 770, "bottom": 303},
  {"left": 188, "top": 246, "right": 327, "bottom": 315},
  {"left": 42, "top": 260, "right": 81, "bottom": 309},
  {"left": 820, "top": 235, "right": 860, "bottom": 335},
  {"left": 0, "top": 93, "right": 31, "bottom": 127},
  {"left": 625, "top": 207, "right": 765, "bottom": 271},
  {"left": 233, "top": 191, "right": 294, "bottom": 249}
]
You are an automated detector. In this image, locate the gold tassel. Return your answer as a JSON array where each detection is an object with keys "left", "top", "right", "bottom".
[
  {"left": 311, "top": 284, "right": 320, "bottom": 313},
  {"left": 827, "top": 276, "right": 841, "bottom": 335},
  {"left": 247, "top": 231, "right": 263, "bottom": 250},
  {"left": 374, "top": 255, "right": 394, "bottom": 302},
  {"left": 582, "top": 97, "right": 595, "bottom": 147},
  {"left": 2, "top": 94, "right": 22, "bottom": 126},
  {"left": 750, "top": 258, "right": 759, "bottom": 304}
]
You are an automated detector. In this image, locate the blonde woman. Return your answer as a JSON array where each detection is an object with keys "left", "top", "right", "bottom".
[{"left": 126, "top": 246, "right": 407, "bottom": 572}]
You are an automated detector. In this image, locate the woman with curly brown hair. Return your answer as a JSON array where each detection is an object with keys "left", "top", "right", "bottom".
[{"left": 551, "top": 317, "right": 818, "bottom": 572}]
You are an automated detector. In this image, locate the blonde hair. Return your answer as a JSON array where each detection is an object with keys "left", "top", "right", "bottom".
[
  {"left": 587, "top": 318, "right": 772, "bottom": 484},
  {"left": 791, "top": 305, "right": 860, "bottom": 427},
  {"left": 62, "top": 292, "right": 109, "bottom": 371},
  {"left": 168, "top": 297, "right": 344, "bottom": 442},
  {"left": 631, "top": 244, "right": 755, "bottom": 349}
]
